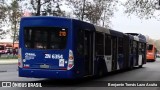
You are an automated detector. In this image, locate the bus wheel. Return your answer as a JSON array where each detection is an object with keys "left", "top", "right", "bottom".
[{"left": 129, "top": 63, "right": 133, "bottom": 70}]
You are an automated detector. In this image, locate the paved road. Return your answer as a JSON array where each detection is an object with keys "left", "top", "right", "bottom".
[
  {"left": 0, "top": 64, "right": 17, "bottom": 72},
  {"left": 1, "top": 58, "right": 160, "bottom": 90}
]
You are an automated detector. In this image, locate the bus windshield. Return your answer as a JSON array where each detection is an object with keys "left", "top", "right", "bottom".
[
  {"left": 147, "top": 45, "right": 153, "bottom": 50},
  {"left": 24, "top": 27, "right": 67, "bottom": 50}
]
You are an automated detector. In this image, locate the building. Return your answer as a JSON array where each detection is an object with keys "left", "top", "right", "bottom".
[{"left": 0, "top": 41, "right": 19, "bottom": 49}]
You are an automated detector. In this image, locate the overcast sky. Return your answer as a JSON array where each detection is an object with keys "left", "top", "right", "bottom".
[{"left": 111, "top": 3, "right": 160, "bottom": 40}]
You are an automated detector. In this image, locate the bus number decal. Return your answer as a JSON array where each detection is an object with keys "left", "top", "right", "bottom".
[
  {"left": 44, "top": 54, "right": 63, "bottom": 59},
  {"left": 52, "top": 54, "right": 63, "bottom": 59},
  {"left": 45, "top": 54, "right": 51, "bottom": 58}
]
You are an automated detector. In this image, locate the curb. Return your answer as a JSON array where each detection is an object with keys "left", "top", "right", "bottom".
[{"left": 0, "top": 59, "right": 18, "bottom": 65}]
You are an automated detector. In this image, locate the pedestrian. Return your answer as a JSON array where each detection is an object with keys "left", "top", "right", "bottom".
[{"left": 7, "top": 49, "right": 10, "bottom": 58}]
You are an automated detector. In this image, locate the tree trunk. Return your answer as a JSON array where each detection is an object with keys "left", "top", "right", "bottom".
[
  {"left": 81, "top": 0, "right": 86, "bottom": 21},
  {"left": 12, "top": 18, "right": 17, "bottom": 51},
  {"left": 36, "top": 0, "right": 41, "bottom": 16}
]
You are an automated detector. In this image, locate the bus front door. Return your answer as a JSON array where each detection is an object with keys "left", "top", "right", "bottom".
[{"left": 84, "top": 30, "right": 93, "bottom": 76}]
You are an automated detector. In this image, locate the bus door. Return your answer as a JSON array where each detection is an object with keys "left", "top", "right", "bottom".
[
  {"left": 123, "top": 36, "right": 129, "bottom": 69},
  {"left": 112, "top": 37, "right": 118, "bottom": 71},
  {"left": 117, "top": 38, "right": 124, "bottom": 70},
  {"left": 130, "top": 40, "right": 134, "bottom": 68},
  {"left": 136, "top": 42, "right": 139, "bottom": 65},
  {"left": 84, "top": 30, "right": 93, "bottom": 76},
  {"left": 133, "top": 41, "right": 137, "bottom": 66},
  {"left": 138, "top": 43, "right": 143, "bottom": 66}
]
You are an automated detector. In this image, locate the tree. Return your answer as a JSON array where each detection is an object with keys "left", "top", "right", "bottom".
[
  {"left": 123, "top": 0, "right": 160, "bottom": 19},
  {"left": 7, "top": 0, "right": 22, "bottom": 48},
  {"left": 67, "top": 0, "right": 87, "bottom": 20},
  {"left": 30, "top": 0, "right": 65, "bottom": 16},
  {"left": 30, "top": 0, "right": 45, "bottom": 16},
  {"left": 0, "top": 1, "right": 8, "bottom": 39},
  {"left": 67, "top": 0, "right": 118, "bottom": 27},
  {"left": 147, "top": 37, "right": 155, "bottom": 44},
  {"left": 85, "top": 0, "right": 104, "bottom": 25},
  {"left": 0, "top": 29, "right": 7, "bottom": 39},
  {"left": 155, "top": 39, "right": 160, "bottom": 51}
]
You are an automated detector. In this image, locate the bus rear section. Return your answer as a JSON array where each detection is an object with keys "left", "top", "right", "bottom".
[
  {"left": 146, "top": 44, "right": 156, "bottom": 61},
  {"left": 18, "top": 17, "right": 76, "bottom": 79}
]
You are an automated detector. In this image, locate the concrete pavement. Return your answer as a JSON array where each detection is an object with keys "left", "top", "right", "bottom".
[{"left": 0, "top": 59, "right": 18, "bottom": 64}]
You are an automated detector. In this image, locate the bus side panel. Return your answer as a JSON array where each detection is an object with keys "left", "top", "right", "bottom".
[{"left": 72, "top": 20, "right": 85, "bottom": 78}]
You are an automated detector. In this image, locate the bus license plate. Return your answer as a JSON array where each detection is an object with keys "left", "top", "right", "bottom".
[{"left": 40, "top": 64, "right": 49, "bottom": 69}]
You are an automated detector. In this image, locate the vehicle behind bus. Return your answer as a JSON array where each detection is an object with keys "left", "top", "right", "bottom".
[
  {"left": 0, "top": 45, "right": 5, "bottom": 54},
  {"left": 146, "top": 44, "right": 157, "bottom": 61}
]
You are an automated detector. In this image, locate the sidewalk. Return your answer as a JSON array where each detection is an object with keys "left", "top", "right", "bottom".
[{"left": 0, "top": 59, "right": 18, "bottom": 64}]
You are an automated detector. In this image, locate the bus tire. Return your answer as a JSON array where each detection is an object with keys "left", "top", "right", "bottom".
[
  {"left": 129, "top": 62, "right": 133, "bottom": 70},
  {"left": 139, "top": 65, "right": 143, "bottom": 68}
]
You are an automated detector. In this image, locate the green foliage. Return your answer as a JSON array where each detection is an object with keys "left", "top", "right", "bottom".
[
  {"left": 123, "top": 0, "right": 160, "bottom": 19},
  {"left": 67, "top": 0, "right": 118, "bottom": 27},
  {"left": 30, "top": 0, "right": 65, "bottom": 16},
  {"left": 0, "top": 2, "right": 8, "bottom": 39},
  {"left": 155, "top": 40, "right": 160, "bottom": 51},
  {"left": 0, "top": 0, "right": 119, "bottom": 40},
  {"left": 0, "top": 55, "right": 18, "bottom": 59}
]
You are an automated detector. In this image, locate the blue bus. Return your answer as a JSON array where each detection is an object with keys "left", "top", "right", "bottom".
[{"left": 18, "top": 16, "right": 147, "bottom": 79}]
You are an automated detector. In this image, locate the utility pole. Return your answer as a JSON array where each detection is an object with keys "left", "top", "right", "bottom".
[{"left": 81, "top": 0, "right": 86, "bottom": 21}]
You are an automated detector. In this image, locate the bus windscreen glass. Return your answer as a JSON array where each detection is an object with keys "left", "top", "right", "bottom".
[
  {"left": 24, "top": 27, "right": 67, "bottom": 49},
  {"left": 147, "top": 45, "right": 153, "bottom": 50}
]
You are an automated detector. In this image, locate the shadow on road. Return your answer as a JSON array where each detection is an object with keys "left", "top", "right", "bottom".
[{"left": 27, "top": 67, "right": 145, "bottom": 87}]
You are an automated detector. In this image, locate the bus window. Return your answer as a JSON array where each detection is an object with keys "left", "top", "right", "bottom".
[
  {"left": 139, "top": 43, "right": 142, "bottom": 54},
  {"left": 118, "top": 38, "right": 123, "bottom": 54},
  {"left": 77, "top": 29, "right": 84, "bottom": 56},
  {"left": 132, "top": 41, "right": 137, "bottom": 53},
  {"left": 130, "top": 41, "right": 133, "bottom": 54},
  {"left": 24, "top": 27, "right": 67, "bottom": 49},
  {"left": 95, "top": 32, "right": 104, "bottom": 55},
  {"left": 147, "top": 45, "right": 153, "bottom": 50},
  {"left": 105, "top": 35, "right": 111, "bottom": 55}
]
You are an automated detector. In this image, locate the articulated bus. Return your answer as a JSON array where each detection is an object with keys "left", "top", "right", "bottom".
[
  {"left": 18, "top": 16, "right": 147, "bottom": 79},
  {"left": 146, "top": 44, "right": 157, "bottom": 61}
]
